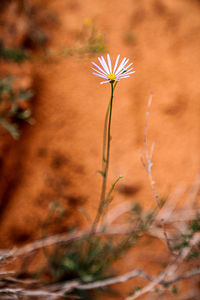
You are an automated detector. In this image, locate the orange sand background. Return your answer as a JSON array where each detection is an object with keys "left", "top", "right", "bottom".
[{"left": 0, "top": 0, "right": 199, "bottom": 298}]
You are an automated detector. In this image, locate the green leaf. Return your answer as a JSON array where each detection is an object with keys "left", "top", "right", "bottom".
[
  {"left": 77, "top": 207, "right": 92, "bottom": 224},
  {"left": 0, "top": 45, "right": 30, "bottom": 63},
  {"left": 18, "top": 89, "right": 34, "bottom": 100},
  {"left": 0, "top": 118, "right": 19, "bottom": 139},
  {"left": 190, "top": 219, "right": 200, "bottom": 232},
  {"left": 171, "top": 285, "right": 178, "bottom": 295}
]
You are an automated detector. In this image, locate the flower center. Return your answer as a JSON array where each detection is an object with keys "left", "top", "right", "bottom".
[{"left": 107, "top": 73, "right": 116, "bottom": 81}]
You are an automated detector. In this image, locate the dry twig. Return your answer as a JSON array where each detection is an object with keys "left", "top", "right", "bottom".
[
  {"left": 1, "top": 265, "right": 200, "bottom": 299},
  {"left": 139, "top": 94, "right": 159, "bottom": 205},
  {"left": 125, "top": 233, "right": 200, "bottom": 300}
]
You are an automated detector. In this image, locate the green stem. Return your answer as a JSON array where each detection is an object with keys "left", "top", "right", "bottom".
[
  {"left": 105, "top": 175, "right": 123, "bottom": 205},
  {"left": 101, "top": 81, "right": 118, "bottom": 173},
  {"left": 102, "top": 101, "right": 110, "bottom": 172},
  {"left": 91, "top": 82, "right": 114, "bottom": 233}
]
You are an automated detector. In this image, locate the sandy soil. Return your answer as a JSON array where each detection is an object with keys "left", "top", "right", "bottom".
[{"left": 0, "top": 0, "right": 200, "bottom": 298}]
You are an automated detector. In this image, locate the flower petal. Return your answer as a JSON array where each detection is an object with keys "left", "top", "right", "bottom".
[
  {"left": 91, "top": 54, "right": 135, "bottom": 83},
  {"left": 118, "top": 58, "right": 129, "bottom": 72},
  {"left": 117, "top": 67, "right": 134, "bottom": 76},
  {"left": 100, "top": 56, "right": 110, "bottom": 74},
  {"left": 118, "top": 75, "right": 130, "bottom": 79},
  {"left": 115, "top": 57, "right": 127, "bottom": 75},
  {"left": 97, "top": 57, "right": 107, "bottom": 72},
  {"left": 91, "top": 61, "right": 107, "bottom": 75},
  {"left": 100, "top": 80, "right": 110, "bottom": 84},
  {"left": 113, "top": 55, "right": 120, "bottom": 73},
  {"left": 92, "top": 72, "right": 108, "bottom": 79},
  {"left": 107, "top": 54, "right": 112, "bottom": 73},
  {"left": 125, "top": 62, "right": 133, "bottom": 70},
  {"left": 122, "top": 70, "right": 135, "bottom": 76},
  {"left": 91, "top": 67, "right": 107, "bottom": 77},
  {"left": 123, "top": 58, "right": 129, "bottom": 67}
]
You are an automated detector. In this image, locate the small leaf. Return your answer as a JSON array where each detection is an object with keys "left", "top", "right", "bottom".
[
  {"left": 97, "top": 170, "right": 105, "bottom": 177},
  {"left": 77, "top": 207, "right": 92, "bottom": 224},
  {"left": 171, "top": 285, "right": 178, "bottom": 295},
  {"left": 0, "top": 118, "right": 19, "bottom": 139},
  {"left": 18, "top": 89, "right": 34, "bottom": 100}
]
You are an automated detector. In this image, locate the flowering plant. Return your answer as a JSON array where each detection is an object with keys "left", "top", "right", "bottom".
[{"left": 91, "top": 54, "right": 135, "bottom": 232}]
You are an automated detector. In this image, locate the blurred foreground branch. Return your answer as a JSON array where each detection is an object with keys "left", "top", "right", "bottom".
[{"left": 0, "top": 260, "right": 200, "bottom": 299}]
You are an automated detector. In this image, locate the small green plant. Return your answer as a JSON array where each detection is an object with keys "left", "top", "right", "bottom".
[
  {"left": 50, "top": 19, "right": 106, "bottom": 60},
  {"left": 171, "top": 285, "right": 178, "bottom": 295},
  {"left": 0, "top": 43, "right": 30, "bottom": 63},
  {"left": 190, "top": 216, "right": 200, "bottom": 232},
  {"left": 0, "top": 76, "right": 33, "bottom": 139},
  {"left": 79, "top": 18, "right": 106, "bottom": 55},
  {"left": 43, "top": 202, "right": 154, "bottom": 299},
  {"left": 169, "top": 214, "right": 200, "bottom": 257}
]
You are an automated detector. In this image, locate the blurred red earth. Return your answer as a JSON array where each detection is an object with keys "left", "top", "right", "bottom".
[{"left": 0, "top": 0, "right": 199, "bottom": 299}]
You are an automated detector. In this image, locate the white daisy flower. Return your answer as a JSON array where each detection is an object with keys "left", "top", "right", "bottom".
[{"left": 91, "top": 54, "right": 135, "bottom": 84}]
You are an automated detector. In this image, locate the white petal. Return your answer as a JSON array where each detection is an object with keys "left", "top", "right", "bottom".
[
  {"left": 100, "top": 56, "right": 110, "bottom": 74},
  {"left": 116, "top": 58, "right": 129, "bottom": 74},
  {"left": 123, "top": 58, "right": 129, "bottom": 67},
  {"left": 122, "top": 67, "right": 134, "bottom": 74},
  {"left": 117, "top": 67, "right": 134, "bottom": 76},
  {"left": 100, "top": 80, "right": 110, "bottom": 84},
  {"left": 113, "top": 55, "right": 120, "bottom": 73},
  {"left": 115, "top": 57, "right": 126, "bottom": 75},
  {"left": 98, "top": 57, "right": 107, "bottom": 72},
  {"left": 92, "top": 72, "right": 108, "bottom": 79},
  {"left": 118, "top": 75, "right": 130, "bottom": 79},
  {"left": 116, "top": 72, "right": 135, "bottom": 80},
  {"left": 97, "top": 57, "right": 105, "bottom": 70},
  {"left": 116, "top": 58, "right": 131, "bottom": 75},
  {"left": 122, "top": 70, "right": 135, "bottom": 76},
  {"left": 107, "top": 54, "right": 112, "bottom": 73},
  {"left": 91, "top": 62, "right": 107, "bottom": 75},
  {"left": 91, "top": 67, "right": 107, "bottom": 77},
  {"left": 125, "top": 62, "right": 133, "bottom": 71}
]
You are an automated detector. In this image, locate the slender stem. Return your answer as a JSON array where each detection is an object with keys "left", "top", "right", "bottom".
[
  {"left": 91, "top": 82, "right": 114, "bottom": 233},
  {"left": 105, "top": 175, "right": 123, "bottom": 205},
  {"left": 102, "top": 101, "right": 110, "bottom": 172},
  {"left": 102, "top": 81, "right": 118, "bottom": 172},
  {"left": 101, "top": 175, "right": 123, "bottom": 222},
  {"left": 104, "top": 82, "right": 114, "bottom": 184}
]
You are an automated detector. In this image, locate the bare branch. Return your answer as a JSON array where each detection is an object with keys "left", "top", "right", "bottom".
[
  {"left": 164, "top": 268, "right": 200, "bottom": 285},
  {"left": 0, "top": 271, "right": 14, "bottom": 276},
  {"left": 1, "top": 265, "right": 199, "bottom": 300},
  {"left": 78, "top": 269, "right": 153, "bottom": 290},
  {"left": 0, "top": 287, "right": 61, "bottom": 300},
  {"left": 162, "top": 223, "right": 177, "bottom": 257},
  {"left": 0, "top": 224, "right": 140, "bottom": 263},
  {"left": 102, "top": 200, "right": 133, "bottom": 226},
  {"left": 139, "top": 94, "right": 159, "bottom": 205},
  {"left": 125, "top": 232, "right": 200, "bottom": 300}
]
